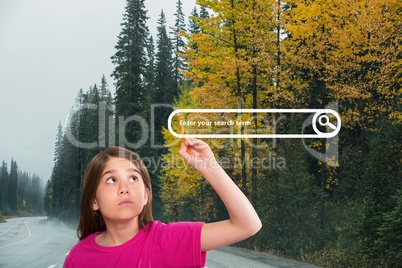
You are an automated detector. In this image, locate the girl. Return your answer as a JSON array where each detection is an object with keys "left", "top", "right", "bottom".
[{"left": 63, "top": 138, "right": 261, "bottom": 267}]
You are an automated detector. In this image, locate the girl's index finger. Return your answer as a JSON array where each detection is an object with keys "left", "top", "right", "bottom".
[{"left": 177, "top": 113, "right": 189, "bottom": 152}]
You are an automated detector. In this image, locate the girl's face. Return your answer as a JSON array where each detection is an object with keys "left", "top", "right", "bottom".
[{"left": 92, "top": 157, "right": 149, "bottom": 224}]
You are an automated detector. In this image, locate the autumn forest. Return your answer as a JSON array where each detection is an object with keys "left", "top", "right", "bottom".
[{"left": 39, "top": 0, "right": 401, "bottom": 267}]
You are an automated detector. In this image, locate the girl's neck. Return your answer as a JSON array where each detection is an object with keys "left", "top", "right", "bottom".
[{"left": 96, "top": 218, "right": 140, "bottom": 247}]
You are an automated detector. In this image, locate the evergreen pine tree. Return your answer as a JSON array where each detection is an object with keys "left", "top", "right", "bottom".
[
  {"left": 170, "top": 0, "right": 187, "bottom": 90},
  {"left": 98, "top": 75, "right": 114, "bottom": 148},
  {"left": 154, "top": 10, "right": 175, "bottom": 147},
  {"left": 54, "top": 122, "right": 63, "bottom": 164},
  {"left": 188, "top": 7, "right": 200, "bottom": 34},
  {"left": 0, "top": 161, "right": 9, "bottom": 215},
  {"left": 111, "top": 0, "right": 150, "bottom": 154},
  {"left": 43, "top": 179, "right": 53, "bottom": 218},
  {"left": 144, "top": 35, "right": 156, "bottom": 107},
  {"left": 376, "top": 188, "right": 402, "bottom": 265},
  {"left": 199, "top": 5, "right": 210, "bottom": 19},
  {"left": 57, "top": 101, "right": 81, "bottom": 222},
  {"left": 99, "top": 75, "right": 113, "bottom": 104},
  {"left": 357, "top": 117, "right": 402, "bottom": 265},
  {"left": 8, "top": 159, "right": 18, "bottom": 213},
  {"left": 30, "top": 174, "right": 42, "bottom": 214},
  {"left": 44, "top": 122, "right": 63, "bottom": 219},
  {"left": 17, "top": 171, "right": 29, "bottom": 212}
]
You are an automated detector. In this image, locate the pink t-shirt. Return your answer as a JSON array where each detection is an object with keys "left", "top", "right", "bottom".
[{"left": 63, "top": 220, "right": 206, "bottom": 268}]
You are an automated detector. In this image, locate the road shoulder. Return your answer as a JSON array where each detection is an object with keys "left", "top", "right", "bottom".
[{"left": 214, "top": 246, "right": 320, "bottom": 268}]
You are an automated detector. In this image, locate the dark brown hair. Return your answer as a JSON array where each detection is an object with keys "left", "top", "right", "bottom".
[{"left": 77, "top": 147, "right": 153, "bottom": 240}]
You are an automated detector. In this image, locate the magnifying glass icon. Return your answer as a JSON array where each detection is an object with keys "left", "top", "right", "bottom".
[
  {"left": 318, "top": 115, "right": 336, "bottom": 130},
  {"left": 311, "top": 111, "right": 341, "bottom": 137}
]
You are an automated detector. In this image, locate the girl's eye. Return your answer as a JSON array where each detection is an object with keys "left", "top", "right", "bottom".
[
  {"left": 106, "top": 178, "right": 116, "bottom": 184},
  {"left": 129, "top": 176, "right": 138, "bottom": 182}
]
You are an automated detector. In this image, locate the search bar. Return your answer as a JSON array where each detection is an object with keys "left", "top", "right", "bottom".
[{"left": 168, "top": 109, "right": 341, "bottom": 139}]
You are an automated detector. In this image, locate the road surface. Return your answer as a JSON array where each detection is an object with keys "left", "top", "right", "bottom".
[
  {"left": 0, "top": 217, "right": 76, "bottom": 267},
  {"left": 0, "top": 217, "right": 319, "bottom": 268},
  {"left": 206, "top": 247, "right": 319, "bottom": 268}
]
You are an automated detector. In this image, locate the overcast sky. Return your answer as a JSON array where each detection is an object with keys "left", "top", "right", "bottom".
[{"left": 0, "top": 0, "right": 196, "bottom": 181}]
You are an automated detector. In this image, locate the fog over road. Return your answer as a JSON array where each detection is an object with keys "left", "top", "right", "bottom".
[
  {"left": 0, "top": 217, "right": 319, "bottom": 268},
  {"left": 0, "top": 217, "right": 76, "bottom": 267}
]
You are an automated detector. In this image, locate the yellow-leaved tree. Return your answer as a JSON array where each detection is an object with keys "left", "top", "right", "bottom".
[
  {"left": 283, "top": 0, "right": 401, "bottom": 129},
  {"left": 161, "top": 0, "right": 286, "bottom": 220}
]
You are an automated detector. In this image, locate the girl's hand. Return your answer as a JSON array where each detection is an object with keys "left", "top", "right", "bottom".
[
  {"left": 178, "top": 138, "right": 219, "bottom": 174},
  {"left": 178, "top": 138, "right": 262, "bottom": 252}
]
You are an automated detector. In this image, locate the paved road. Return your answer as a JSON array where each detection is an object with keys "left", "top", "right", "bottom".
[
  {"left": 206, "top": 247, "right": 319, "bottom": 268},
  {"left": 0, "top": 217, "right": 319, "bottom": 268},
  {"left": 0, "top": 217, "right": 76, "bottom": 268}
]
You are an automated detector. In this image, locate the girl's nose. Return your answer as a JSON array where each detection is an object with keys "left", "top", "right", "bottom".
[
  {"left": 118, "top": 182, "right": 130, "bottom": 195},
  {"left": 119, "top": 189, "right": 129, "bottom": 195}
]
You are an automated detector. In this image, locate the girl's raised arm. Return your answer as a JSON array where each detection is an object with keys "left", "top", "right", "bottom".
[{"left": 179, "top": 138, "right": 262, "bottom": 252}]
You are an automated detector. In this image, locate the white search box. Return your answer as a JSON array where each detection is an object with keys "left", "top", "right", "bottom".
[{"left": 168, "top": 109, "right": 341, "bottom": 139}]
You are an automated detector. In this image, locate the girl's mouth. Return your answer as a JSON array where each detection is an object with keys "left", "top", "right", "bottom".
[{"left": 118, "top": 199, "right": 134, "bottom": 205}]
